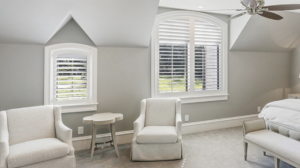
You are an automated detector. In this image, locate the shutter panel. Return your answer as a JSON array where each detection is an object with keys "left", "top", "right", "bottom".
[
  {"left": 194, "top": 20, "right": 222, "bottom": 91},
  {"left": 55, "top": 57, "right": 88, "bottom": 101},
  {"left": 158, "top": 19, "right": 190, "bottom": 93}
]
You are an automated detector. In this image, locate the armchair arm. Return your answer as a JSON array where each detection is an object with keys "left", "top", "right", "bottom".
[
  {"left": 132, "top": 100, "right": 146, "bottom": 142},
  {"left": 54, "top": 106, "right": 75, "bottom": 156},
  {"left": 133, "top": 115, "right": 145, "bottom": 141},
  {"left": 0, "top": 111, "right": 9, "bottom": 168},
  {"left": 176, "top": 113, "right": 182, "bottom": 142},
  {"left": 175, "top": 99, "right": 182, "bottom": 143}
]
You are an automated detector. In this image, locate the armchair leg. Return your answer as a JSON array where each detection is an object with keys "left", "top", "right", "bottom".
[
  {"left": 244, "top": 142, "right": 248, "bottom": 161},
  {"left": 263, "top": 151, "right": 266, "bottom": 156}
]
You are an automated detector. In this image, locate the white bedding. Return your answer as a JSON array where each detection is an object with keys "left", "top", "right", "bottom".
[{"left": 259, "top": 99, "right": 300, "bottom": 130}]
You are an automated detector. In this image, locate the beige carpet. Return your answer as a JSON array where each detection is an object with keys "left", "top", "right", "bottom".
[{"left": 75, "top": 127, "right": 295, "bottom": 168}]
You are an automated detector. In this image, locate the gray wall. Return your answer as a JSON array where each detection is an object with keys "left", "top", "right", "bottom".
[
  {"left": 184, "top": 51, "right": 290, "bottom": 122},
  {"left": 0, "top": 10, "right": 291, "bottom": 138},
  {"left": 0, "top": 44, "right": 44, "bottom": 108},
  {"left": 291, "top": 45, "right": 300, "bottom": 92},
  {"left": 47, "top": 19, "right": 96, "bottom": 47}
]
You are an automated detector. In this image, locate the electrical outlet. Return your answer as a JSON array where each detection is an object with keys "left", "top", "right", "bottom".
[
  {"left": 78, "top": 127, "right": 84, "bottom": 134},
  {"left": 185, "top": 115, "right": 189, "bottom": 122},
  {"left": 257, "top": 106, "right": 261, "bottom": 113}
]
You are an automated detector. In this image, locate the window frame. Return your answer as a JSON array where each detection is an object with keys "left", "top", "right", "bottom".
[
  {"left": 44, "top": 43, "right": 98, "bottom": 113},
  {"left": 151, "top": 11, "right": 228, "bottom": 104}
]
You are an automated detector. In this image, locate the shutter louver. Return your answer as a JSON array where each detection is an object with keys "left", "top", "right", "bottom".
[
  {"left": 55, "top": 57, "right": 88, "bottom": 101},
  {"left": 194, "top": 20, "right": 222, "bottom": 91},
  {"left": 158, "top": 19, "right": 190, "bottom": 93}
]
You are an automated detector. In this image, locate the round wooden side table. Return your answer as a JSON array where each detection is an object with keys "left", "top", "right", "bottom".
[{"left": 83, "top": 112, "right": 123, "bottom": 161}]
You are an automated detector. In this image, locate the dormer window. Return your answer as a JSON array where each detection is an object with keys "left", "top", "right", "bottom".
[{"left": 44, "top": 43, "right": 98, "bottom": 113}]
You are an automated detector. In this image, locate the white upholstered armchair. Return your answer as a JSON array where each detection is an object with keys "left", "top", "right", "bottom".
[
  {"left": 131, "top": 98, "right": 182, "bottom": 161},
  {"left": 0, "top": 105, "right": 75, "bottom": 168}
]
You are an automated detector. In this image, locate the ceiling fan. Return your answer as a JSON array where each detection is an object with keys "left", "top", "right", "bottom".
[
  {"left": 230, "top": 0, "right": 300, "bottom": 20},
  {"left": 204, "top": 0, "right": 300, "bottom": 20}
]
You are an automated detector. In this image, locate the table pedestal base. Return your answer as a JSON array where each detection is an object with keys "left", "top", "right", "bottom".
[
  {"left": 90, "top": 123, "right": 119, "bottom": 162},
  {"left": 83, "top": 112, "right": 123, "bottom": 162}
]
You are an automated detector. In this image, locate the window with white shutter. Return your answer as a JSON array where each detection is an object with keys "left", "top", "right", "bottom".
[
  {"left": 151, "top": 11, "right": 228, "bottom": 103},
  {"left": 56, "top": 56, "right": 88, "bottom": 101},
  {"left": 45, "top": 43, "right": 98, "bottom": 113}
]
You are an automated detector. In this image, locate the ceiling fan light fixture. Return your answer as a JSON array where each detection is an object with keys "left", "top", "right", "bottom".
[
  {"left": 261, "top": 8, "right": 269, "bottom": 11},
  {"left": 198, "top": 6, "right": 204, "bottom": 9}
]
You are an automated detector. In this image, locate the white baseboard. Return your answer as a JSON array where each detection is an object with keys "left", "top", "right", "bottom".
[
  {"left": 72, "top": 114, "right": 258, "bottom": 151},
  {"left": 181, "top": 114, "right": 258, "bottom": 134}
]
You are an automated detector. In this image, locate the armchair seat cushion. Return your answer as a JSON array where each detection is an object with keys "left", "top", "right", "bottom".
[
  {"left": 8, "top": 138, "right": 69, "bottom": 168},
  {"left": 136, "top": 126, "right": 177, "bottom": 144}
]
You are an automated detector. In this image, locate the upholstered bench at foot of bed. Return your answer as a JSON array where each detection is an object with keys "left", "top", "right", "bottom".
[
  {"left": 266, "top": 120, "right": 300, "bottom": 141},
  {"left": 242, "top": 119, "right": 300, "bottom": 168}
]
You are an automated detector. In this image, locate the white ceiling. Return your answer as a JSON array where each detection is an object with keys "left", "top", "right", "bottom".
[
  {"left": 0, "top": 0, "right": 159, "bottom": 47},
  {"left": 159, "top": 0, "right": 300, "bottom": 15}
]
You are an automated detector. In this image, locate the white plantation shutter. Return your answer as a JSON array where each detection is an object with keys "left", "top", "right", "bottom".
[
  {"left": 157, "top": 18, "right": 222, "bottom": 93},
  {"left": 158, "top": 19, "right": 190, "bottom": 93},
  {"left": 194, "top": 20, "right": 222, "bottom": 91},
  {"left": 152, "top": 12, "right": 228, "bottom": 102},
  {"left": 55, "top": 56, "right": 88, "bottom": 101}
]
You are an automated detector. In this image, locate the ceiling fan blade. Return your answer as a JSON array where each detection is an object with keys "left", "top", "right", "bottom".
[
  {"left": 229, "top": 12, "right": 247, "bottom": 20},
  {"left": 258, "top": 11, "right": 283, "bottom": 20},
  {"left": 242, "top": 0, "right": 257, "bottom": 7},
  {"left": 240, "top": 0, "right": 247, "bottom": 7},
  {"left": 199, "top": 9, "right": 243, "bottom": 12},
  {"left": 264, "top": 4, "right": 300, "bottom": 11}
]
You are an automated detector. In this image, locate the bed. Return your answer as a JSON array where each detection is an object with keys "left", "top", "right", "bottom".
[{"left": 258, "top": 99, "right": 300, "bottom": 141}]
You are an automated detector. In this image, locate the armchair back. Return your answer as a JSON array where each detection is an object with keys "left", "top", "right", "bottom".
[
  {"left": 7, "top": 105, "right": 56, "bottom": 145},
  {"left": 145, "top": 98, "right": 177, "bottom": 126}
]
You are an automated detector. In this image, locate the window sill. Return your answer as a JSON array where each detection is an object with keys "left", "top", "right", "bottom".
[
  {"left": 59, "top": 103, "right": 98, "bottom": 113},
  {"left": 180, "top": 94, "right": 229, "bottom": 104}
]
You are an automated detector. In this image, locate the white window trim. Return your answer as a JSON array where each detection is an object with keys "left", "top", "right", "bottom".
[
  {"left": 44, "top": 43, "right": 98, "bottom": 113},
  {"left": 151, "top": 11, "right": 228, "bottom": 104}
]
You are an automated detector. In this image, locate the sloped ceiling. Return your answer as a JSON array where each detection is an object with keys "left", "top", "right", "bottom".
[
  {"left": 230, "top": 12, "right": 300, "bottom": 52},
  {"left": 230, "top": 14, "right": 251, "bottom": 49},
  {"left": 0, "top": 0, "right": 70, "bottom": 45},
  {"left": 0, "top": 0, "right": 159, "bottom": 47},
  {"left": 159, "top": 0, "right": 300, "bottom": 15}
]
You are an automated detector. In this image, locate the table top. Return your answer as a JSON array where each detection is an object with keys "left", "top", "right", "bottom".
[{"left": 83, "top": 112, "right": 123, "bottom": 125}]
